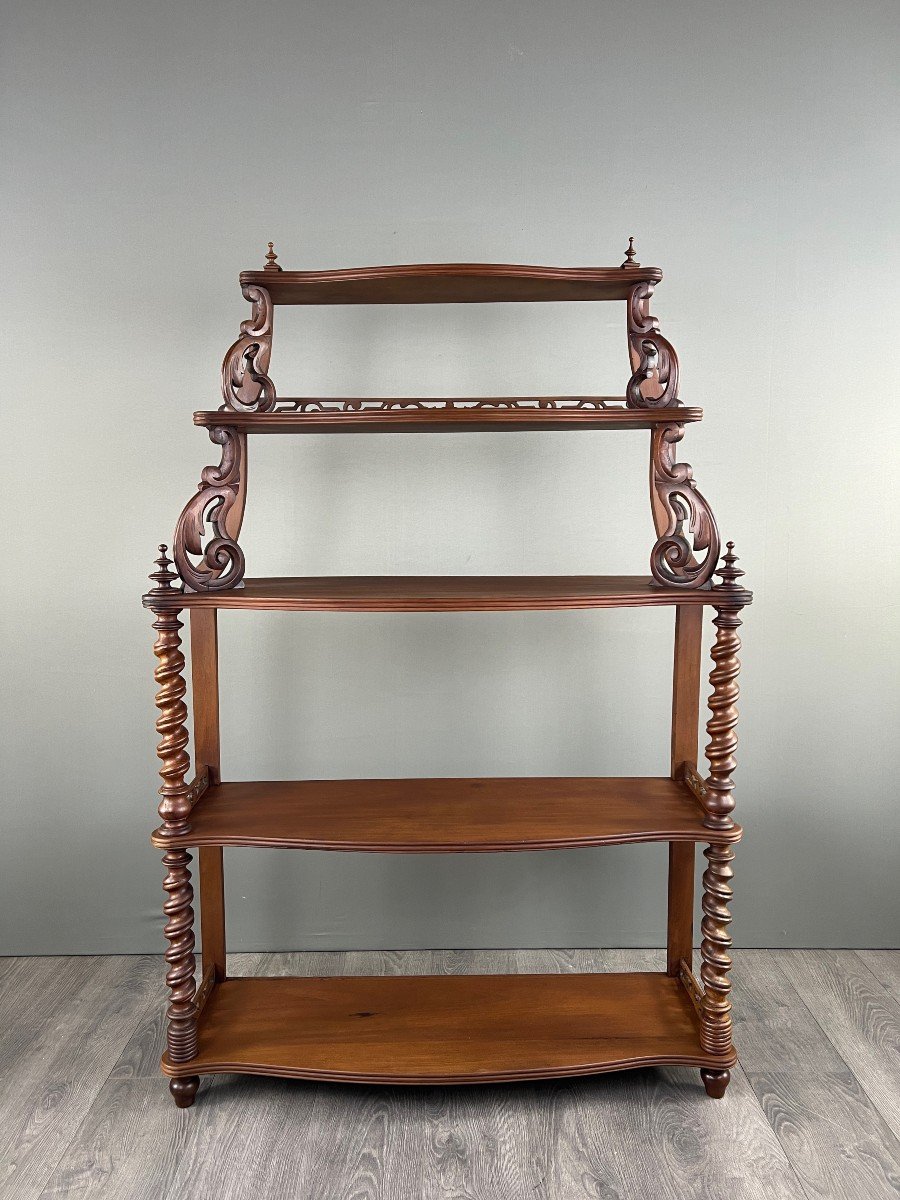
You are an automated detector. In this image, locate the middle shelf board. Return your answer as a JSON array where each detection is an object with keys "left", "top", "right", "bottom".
[
  {"left": 150, "top": 777, "right": 740, "bottom": 851},
  {"left": 195, "top": 404, "right": 702, "bottom": 434},
  {"left": 143, "top": 576, "right": 751, "bottom": 612}
]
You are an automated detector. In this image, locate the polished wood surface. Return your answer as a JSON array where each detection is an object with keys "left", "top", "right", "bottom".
[
  {"left": 14, "top": 951, "right": 900, "bottom": 1199},
  {"left": 194, "top": 403, "right": 703, "bottom": 434},
  {"left": 147, "top": 550, "right": 198, "bottom": 1076},
  {"left": 149, "top": 776, "right": 743, "bottom": 852},
  {"left": 143, "top": 574, "right": 753, "bottom": 612},
  {"left": 146, "top": 245, "right": 752, "bottom": 1106},
  {"left": 190, "top": 611, "right": 227, "bottom": 983},
  {"left": 162, "top": 972, "right": 734, "bottom": 1085},
  {"left": 238, "top": 261, "right": 663, "bottom": 305},
  {"left": 667, "top": 605, "right": 704, "bottom": 975}
]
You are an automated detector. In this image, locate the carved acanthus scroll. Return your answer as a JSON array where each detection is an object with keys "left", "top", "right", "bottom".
[
  {"left": 649, "top": 423, "right": 720, "bottom": 588},
  {"left": 221, "top": 285, "right": 277, "bottom": 412},
  {"left": 172, "top": 427, "right": 247, "bottom": 591},
  {"left": 626, "top": 281, "right": 680, "bottom": 408}
]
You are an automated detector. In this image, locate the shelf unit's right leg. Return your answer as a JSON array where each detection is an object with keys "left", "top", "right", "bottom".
[
  {"left": 190, "top": 609, "right": 226, "bottom": 983},
  {"left": 667, "top": 604, "right": 702, "bottom": 976},
  {"left": 697, "top": 547, "right": 746, "bottom": 1097}
]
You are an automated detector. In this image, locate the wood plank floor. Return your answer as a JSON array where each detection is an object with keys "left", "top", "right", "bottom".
[{"left": 0, "top": 950, "right": 897, "bottom": 1200}]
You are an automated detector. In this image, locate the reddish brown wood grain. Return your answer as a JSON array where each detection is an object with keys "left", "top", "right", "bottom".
[
  {"left": 143, "top": 575, "right": 753, "bottom": 612},
  {"left": 193, "top": 405, "right": 703, "bottom": 434},
  {"left": 149, "top": 777, "right": 742, "bottom": 852},
  {"left": 238, "top": 262, "right": 663, "bottom": 305},
  {"left": 161, "top": 973, "right": 736, "bottom": 1085}
]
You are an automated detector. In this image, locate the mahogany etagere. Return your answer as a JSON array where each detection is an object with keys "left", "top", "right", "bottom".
[{"left": 143, "top": 240, "right": 751, "bottom": 1108}]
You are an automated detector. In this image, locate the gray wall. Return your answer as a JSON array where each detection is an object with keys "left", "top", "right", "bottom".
[{"left": 2, "top": 0, "right": 898, "bottom": 954}]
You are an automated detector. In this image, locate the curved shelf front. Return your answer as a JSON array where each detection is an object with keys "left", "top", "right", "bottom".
[
  {"left": 195, "top": 403, "right": 702, "bottom": 434},
  {"left": 150, "top": 777, "right": 740, "bottom": 851},
  {"left": 162, "top": 973, "right": 735, "bottom": 1085},
  {"left": 143, "top": 576, "right": 752, "bottom": 612},
  {"left": 239, "top": 262, "right": 663, "bottom": 305}
]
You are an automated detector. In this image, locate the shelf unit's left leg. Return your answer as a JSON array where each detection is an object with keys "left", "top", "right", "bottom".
[
  {"left": 149, "top": 547, "right": 200, "bottom": 1108},
  {"left": 190, "top": 609, "right": 226, "bottom": 983}
]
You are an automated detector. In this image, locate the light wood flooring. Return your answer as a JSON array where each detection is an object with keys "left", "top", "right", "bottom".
[{"left": 1, "top": 949, "right": 899, "bottom": 1199}]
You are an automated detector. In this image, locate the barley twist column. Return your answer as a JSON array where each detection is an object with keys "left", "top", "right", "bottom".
[
  {"left": 149, "top": 546, "right": 200, "bottom": 1108},
  {"left": 699, "top": 543, "right": 746, "bottom": 1095}
]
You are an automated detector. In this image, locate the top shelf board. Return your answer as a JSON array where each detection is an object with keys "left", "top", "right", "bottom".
[{"left": 239, "top": 263, "right": 663, "bottom": 306}]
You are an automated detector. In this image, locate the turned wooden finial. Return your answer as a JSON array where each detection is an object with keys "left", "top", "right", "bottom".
[
  {"left": 715, "top": 541, "right": 745, "bottom": 589},
  {"left": 263, "top": 242, "right": 282, "bottom": 272},
  {"left": 148, "top": 545, "right": 179, "bottom": 594},
  {"left": 621, "top": 236, "right": 640, "bottom": 268}
]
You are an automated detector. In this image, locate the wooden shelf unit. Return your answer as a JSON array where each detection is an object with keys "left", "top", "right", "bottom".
[{"left": 144, "top": 242, "right": 751, "bottom": 1108}]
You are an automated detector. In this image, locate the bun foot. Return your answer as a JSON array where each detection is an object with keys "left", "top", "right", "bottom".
[
  {"left": 700, "top": 1068, "right": 731, "bottom": 1098},
  {"left": 170, "top": 1076, "right": 200, "bottom": 1108}
]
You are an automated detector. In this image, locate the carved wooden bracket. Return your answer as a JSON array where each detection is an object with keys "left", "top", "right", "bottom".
[
  {"left": 649, "top": 423, "right": 720, "bottom": 588},
  {"left": 184, "top": 768, "right": 210, "bottom": 809},
  {"left": 172, "top": 427, "right": 247, "bottom": 591},
  {"left": 221, "top": 285, "right": 277, "bottom": 412},
  {"left": 626, "top": 281, "right": 680, "bottom": 408},
  {"left": 678, "top": 958, "right": 704, "bottom": 1015}
]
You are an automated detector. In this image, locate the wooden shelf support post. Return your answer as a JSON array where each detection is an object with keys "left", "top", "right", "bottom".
[
  {"left": 667, "top": 603, "right": 703, "bottom": 975},
  {"left": 149, "top": 547, "right": 200, "bottom": 1108},
  {"left": 699, "top": 544, "right": 746, "bottom": 1096},
  {"left": 190, "top": 609, "right": 226, "bottom": 983}
]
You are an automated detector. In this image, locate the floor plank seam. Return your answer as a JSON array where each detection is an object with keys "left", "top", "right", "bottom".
[
  {"left": 768, "top": 952, "right": 900, "bottom": 1161},
  {"left": 850, "top": 949, "right": 900, "bottom": 1012},
  {"left": 36, "top": 977, "right": 166, "bottom": 1200}
]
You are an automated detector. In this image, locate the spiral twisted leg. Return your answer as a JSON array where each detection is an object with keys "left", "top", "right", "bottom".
[
  {"left": 697, "top": 549, "right": 747, "bottom": 1072},
  {"left": 162, "top": 848, "right": 198, "bottom": 1061},
  {"left": 700, "top": 841, "right": 734, "bottom": 1056},
  {"left": 148, "top": 550, "right": 198, "bottom": 1098},
  {"left": 153, "top": 607, "right": 191, "bottom": 837},
  {"left": 703, "top": 604, "right": 742, "bottom": 832}
]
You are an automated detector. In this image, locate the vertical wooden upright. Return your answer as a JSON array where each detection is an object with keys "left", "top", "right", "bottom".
[
  {"left": 698, "top": 544, "right": 746, "bottom": 1099},
  {"left": 191, "top": 610, "right": 226, "bottom": 983},
  {"left": 148, "top": 547, "right": 200, "bottom": 1109},
  {"left": 667, "top": 604, "right": 703, "bottom": 975}
]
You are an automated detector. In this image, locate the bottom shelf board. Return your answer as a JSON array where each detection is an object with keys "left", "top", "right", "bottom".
[{"left": 163, "top": 973, "right": 734, "bottom": 1085}]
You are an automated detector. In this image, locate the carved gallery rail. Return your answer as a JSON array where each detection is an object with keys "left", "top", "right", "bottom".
[{"left": 145, "top": 241, "right": 751, "bottom": 1107}]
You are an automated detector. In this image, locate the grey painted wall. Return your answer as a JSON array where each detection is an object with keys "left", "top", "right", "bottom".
[{"left": 2, "top": 0, "right": 898, "bottom": 954}]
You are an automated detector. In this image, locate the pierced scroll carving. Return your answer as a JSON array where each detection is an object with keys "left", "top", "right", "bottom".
[
  {"left": 275, "top": 397, "right": 626, "bottom": 413},
  {"left": 221, "top": 284, "right": 276, "bottom": 412},
  {"left": 626, "top": 281, "right": 680, "bottom": 408},
  {"left": 649, "top": 423, "right": 720, "bottom": 588},
  {"left": 172, "top": 427, "right": 247, "bottom": 591}
]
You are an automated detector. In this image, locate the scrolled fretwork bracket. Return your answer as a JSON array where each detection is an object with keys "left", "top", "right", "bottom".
[
  {"left": 221, "top": 283, "right": 277, "bottom": 413},
  {"left": 172, "top": 426, "right": 247, "bottom": 591},
  {"left": 649, "top": 422, "right": 720, "bottom": 588},
  {"left": 625, "top": 280, "right": 680, "bottom": 409}
]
